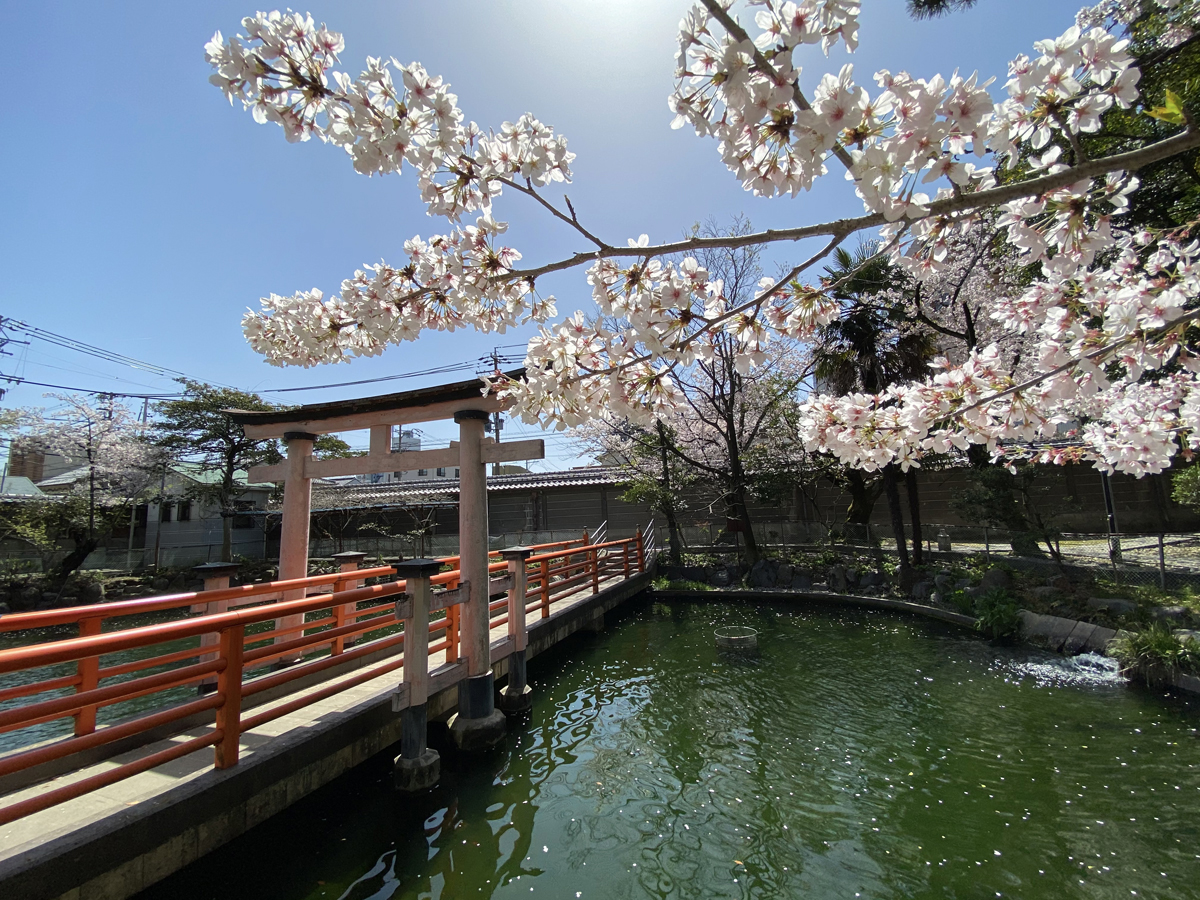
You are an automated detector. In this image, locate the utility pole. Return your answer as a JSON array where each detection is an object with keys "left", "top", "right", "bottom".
[{"left": 486, "top": 348, "right": 504, "bottom": 475}]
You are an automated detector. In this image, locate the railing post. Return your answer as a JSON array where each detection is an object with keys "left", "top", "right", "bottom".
[
  {"left": 331, "top": 551, "right": 368, "bottom": 655},
  {"left": 194, "top": 562, "right": 240, "bottom": 694},
  {"left": 636, "top": 527, "right": 645, "bottom": 572},
  {"left": 446, "top": 573, "right": 460, "bottom": 662},
  {"left": 393, "top": 559, "right": 440, "bottom": 791},
  {"left": 540, "top": 558, "right": 551, "bottom": 618},
  {"left": 499, "top": 546, "right": 534, "bottom": 714},
  {"left": 215, "top": 623, "right": 244, "bottom": 769},
  {"left": 73, "top": 616, "right": 102, "bottom": 736},
  {"left": 591, "top": 546, "right": 599, "bottom": 595}
]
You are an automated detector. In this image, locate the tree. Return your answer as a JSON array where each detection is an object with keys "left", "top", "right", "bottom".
[
  {"left": 579, "top": 418, "right": 693, "bottom": 565},
  {"left": 660, "top": 219, "right": 812, "bottom": 564},
  {"left": 154, "top": 381, "right": 282, "bottom": 563},
  {"left": 14, "top": 396, "right": 161, "bottom": 578},
  {"left": 810, "top": 243, "right": 937, "bottom": 573},
  {"left": 154, "top": 381, "right": 353, "bottom": 563},
  {"left": 906, "top": 0, "right": 979, "bottom": 18},
  {"left": 207, "top": 2, "right": 1200, "bottom": 488}
]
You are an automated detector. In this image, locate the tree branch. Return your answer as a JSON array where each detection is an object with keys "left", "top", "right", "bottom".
[{"left": 502, "top": 126, "right": 1200, "bottom": 282}]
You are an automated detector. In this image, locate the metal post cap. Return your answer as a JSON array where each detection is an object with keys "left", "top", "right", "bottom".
[{"left": 394, "top": 558, "right": 444, "bottom": 578}]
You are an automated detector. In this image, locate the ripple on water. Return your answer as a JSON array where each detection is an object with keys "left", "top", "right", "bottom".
[{"left": 1005, "top": 651, "right": 1126, "bottom": 688}]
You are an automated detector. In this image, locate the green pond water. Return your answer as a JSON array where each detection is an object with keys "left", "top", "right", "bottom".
[{"left": 135, "top": 599, "right": 1199, "bottom": 900}]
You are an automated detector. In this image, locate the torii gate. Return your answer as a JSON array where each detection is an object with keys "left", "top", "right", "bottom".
[{"left": 227, "top": 374, "right": 544, "bottom": 749}]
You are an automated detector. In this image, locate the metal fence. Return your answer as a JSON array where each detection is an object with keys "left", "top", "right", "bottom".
[
  {"left": 656, "top": 520, "right": 1200, "bottom": 589},
  {"left": 0, "top": 524, "right": 643, "bottom": 574}
]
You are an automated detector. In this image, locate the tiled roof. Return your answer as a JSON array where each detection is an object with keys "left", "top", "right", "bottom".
[
  {"left": 0, "top": 476, "right": 45, "bottom": 497},
  {"left": 300, "top": 466, "right": 626, "bottom": 512},
  {"left": 36, "top": 466, "right": 91, "bottom": 488}
]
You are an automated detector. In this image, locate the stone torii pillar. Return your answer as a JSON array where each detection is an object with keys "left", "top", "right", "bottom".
[
  {"left": 275, "top": 431, "right": 314, "bottom": 664},
  {"left": 447, "top": 409, "right": 506, "bottom": 751}
]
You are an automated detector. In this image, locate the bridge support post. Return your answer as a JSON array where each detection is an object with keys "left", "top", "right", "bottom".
[
  {"left": 331, "top": 551, "right": 368, "bottom": 654},
  {"left": 448, "top": 410, "right": 505, "bottom": 752},
  {"left": 194, "top": 562, "right": 240, "bottom": 695},
  {"left": 393, "top": 559, "right": 440, "bottom": 792},
  {"left": 275, "top": 432, "right": 315, "bottom": 666},
  {"left": 498, "top": 546, "right": 533, "bottom": 715}
]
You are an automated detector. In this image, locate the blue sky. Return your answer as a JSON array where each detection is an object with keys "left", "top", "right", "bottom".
[{"left": 1, "top": 0, "right": 1083, "bottom": 466}]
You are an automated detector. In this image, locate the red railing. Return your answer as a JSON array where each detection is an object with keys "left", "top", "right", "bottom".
[{"left": 0, "top": 530, "right": 645, "bottom": 825}]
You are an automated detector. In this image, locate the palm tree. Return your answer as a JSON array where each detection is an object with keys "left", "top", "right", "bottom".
[
  {"left": 907, "top": 0, "right": 979, "bottom": 18},
  {"left": 811, "top": 243, "right": 936, "bottom": 579}
]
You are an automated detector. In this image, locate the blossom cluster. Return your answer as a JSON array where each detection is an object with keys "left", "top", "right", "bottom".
[
  {"left": 487, "top": 241, "right": 842, "bottom": 429},
  {"left": 212, "top": 3, "right": 1200, "bottom": 478},
  {"left": 797, "top": 231, "right": 1200, "bottom": 476},
  {"left": 243, "top": 215, "right": 557, "bottom": 367},
  {"left": 206, "top": 12, "right": 573, "bottom": 222},
  {"left": 670, "top": 0, "right": 1142, "bottom": 225}
]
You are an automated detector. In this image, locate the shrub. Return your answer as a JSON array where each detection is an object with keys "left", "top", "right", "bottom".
[
  {"left": 974, "top": 589, "right": 1021, "bottom": 640},
  {"left": 652, "top": 576, "right": 711, "bottom": 592},
  {"left": 1109, "top": 624, "right": 1200, "bottom": 687}
]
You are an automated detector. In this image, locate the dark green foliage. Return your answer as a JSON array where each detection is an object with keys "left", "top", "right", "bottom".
[
  {"left": 1171, "top": 462, "right": 1200, "bottom": 511},
  {"left": 652, "top": 577, "right": 712, "bottom": 592},
  {"left": 906, "top": 0, "right": 979, "bottom": 20},
  {"left": 974, "top": 588, "right": 1022, "bottom": 640},
  {"left": 1110, "top": 623, "right": 1200, "bottom": 685}
]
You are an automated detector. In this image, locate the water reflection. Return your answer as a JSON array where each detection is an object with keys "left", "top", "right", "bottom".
[{"left": 137, "top": 601, "right": 1200, "bottom": 900}]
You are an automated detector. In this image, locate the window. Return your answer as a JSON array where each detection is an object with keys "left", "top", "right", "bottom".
[
  {"left": 160, "top": 502, "right": 172, "bottom": 523},
  {"left": 177, "top": 500, "right": 192, "bottom": 522},
  {"left": 418, "top": 469, "right": 428, "bottom": 477},
  {"left": 454, "top": 468, "right": 460, "bottom": 478},
  {"left": 436, "top": 467, "right": 445, "bottom": 477}
]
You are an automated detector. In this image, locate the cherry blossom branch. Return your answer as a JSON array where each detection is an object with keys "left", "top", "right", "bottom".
[
  {"left": 698, "top": 0, "right": 857, "bottom": 172},
  {"left": 502, "top": 126, "right": 1200, "bottom": 283},
  {"left": 496, "top": 177, "right": 610, "bottom": 250},
  {"left": 563, "top": 234, "right": 846, "bottom": 386},
  {"left": 948, "top": 307, "right": 1200, "bottom": 421}
]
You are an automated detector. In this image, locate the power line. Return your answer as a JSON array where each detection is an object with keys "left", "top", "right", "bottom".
[
  {"left": 260, "top": 361, "right": 482, "bottom": 393},
  {"left": 3, "top": 318, "right": 194, "bottom": 380},
  {"left": 0, "top": 377, "right": 182, "bottom": 399}
]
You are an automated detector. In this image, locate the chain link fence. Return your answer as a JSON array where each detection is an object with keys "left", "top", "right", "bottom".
[{"left": 657, "top": 520, "right": 1200, "bottom": 589}]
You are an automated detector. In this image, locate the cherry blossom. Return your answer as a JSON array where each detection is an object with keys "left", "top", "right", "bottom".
[{"left": 208, "top": 1, "right": 1200, "bottom": 479}]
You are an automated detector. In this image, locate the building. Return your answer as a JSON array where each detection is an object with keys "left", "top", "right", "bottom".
[
  {"left": 141, "top": 464, "right": 274, "bottom": 567},
  {"left": 284, "top": 466, "right": 651, "bottom": 558},
  {"left": 6, "top": 439, "right": 79, "bottom": 485}
]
